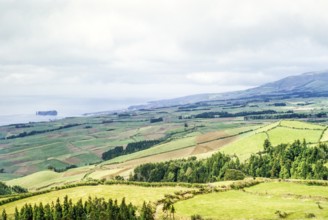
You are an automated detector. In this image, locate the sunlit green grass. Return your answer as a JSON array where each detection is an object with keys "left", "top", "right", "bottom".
[
  {"left": 268, "top": 127, "right": 322, "bottom": 145},
  {"left": 175, "top": 189, "right": 328, "bottom": 219},
  {"left": 280, "top": 120, "right": 325, "bottom": 130},
  {"left": 102, "top": 136, "right": 196, "bottom": 164},
  {"left": 246, "top": 181, "right": 328, "bottom": 198},
  {"left": 220, "top": 132, "right": 267, "bottom": 161},
  {"left": 1, "top": 185, "right": 191, "bottom": 215}
]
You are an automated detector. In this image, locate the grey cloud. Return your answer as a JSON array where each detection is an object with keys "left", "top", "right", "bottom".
[{"left": 1, "top": 0, "right": 328, "bottom": 115}]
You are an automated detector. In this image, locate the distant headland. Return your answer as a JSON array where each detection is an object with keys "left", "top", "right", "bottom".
[{"left": 36, "top": 110, "right": 58, "bottom": 116}]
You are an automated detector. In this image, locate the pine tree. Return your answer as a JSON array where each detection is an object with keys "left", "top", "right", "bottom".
[
  {"left": 44, "top": 204, "right": 53, "bottom": 220},
  {"left": 14, "top": 207, "right": 20, "bottom": 220},
  {"left": 54, "top": 198, "right": 62, "bottom": 220},
  {"left": 1, "top": 210, "right": 7, "bottom": 220},
  {"left": 140, "top": 202, "right": 154, "bottom": 220},
  {"left": 62, "top": 195, "right": 69, "bottom": 219}
]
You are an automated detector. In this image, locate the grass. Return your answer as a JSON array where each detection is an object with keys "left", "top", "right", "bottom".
[
  {"left": 0, "top": 185, "right": 192, "bottom": 215},
  {"left": 280, "top": 120, "right": 325, "bottom": 130},
  {"left": 254, "top": 121, "right": 280, "bottom": 133},
  {"left": 102, "top": 136, "right": 196, "bottom": 164},
  {"left": 268, "top": 127, "right": 322, "bottom": 145},
  {"left": 320, "top": 127, "right": 328, "bottom": 142},
  {"left": 6, "top": 171, "right": 62, "bottom": 189},
  {"left": 175, "top": 188, "right": 328, "bottom": 219},
  {"left": 220, "top": 132, "right": 267, "bottom": 161},
  {"left": 220, "top": 120, "right": 324, "bottom": 160},
  {"left": 0, "top": 173, "right": 21, "bottom": 182},
  {"left": 246, "top": 181, "right": 328, "bottom": 198},
  {"left": 5, "top": 169, "right": 90, "bottom": 190}
]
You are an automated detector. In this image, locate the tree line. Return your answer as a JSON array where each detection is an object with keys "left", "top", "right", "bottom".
[
  {"left": 131, "top": 140, "right": 328, "bottom": 183},
  {"left": 102, "top": 140, "right": 161, "bottom": 160},
  {"left": 1, "top": 196, "right": 154, "bottom": 220},
  {"left": 194, "top": 110, "right": 277, "bottom": 119},
  {"left": 3, "top": 124, "right": 81, "bottom": 140},
  {"left": 0, "top": 182, "right": 27, "bottom": 195},
  {"left": 245, "top": 112, "right": 327, "bottom": 120},
  {"left": 47, "top": 164, "right": 78, "bottom": 173}
]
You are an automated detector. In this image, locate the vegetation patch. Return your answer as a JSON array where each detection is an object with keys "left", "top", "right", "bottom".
[
  {"left": 132, "top": 140, "right": 328, "bottom": 183},
  {"left": 102, "top": 139, "right": 161, "bottom": 160}
]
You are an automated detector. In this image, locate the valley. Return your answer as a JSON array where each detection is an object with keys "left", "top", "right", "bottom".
[{"left": 1, "top": 93, "right": 328, "bottom": 219}]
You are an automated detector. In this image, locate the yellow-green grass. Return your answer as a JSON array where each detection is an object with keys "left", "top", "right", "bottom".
[
  {"left": 87, "top": 169, "right": 122, "bottom": 179},
  {"left": 207, "top": 180, "right": 236, "bottom": 187},
  {"left": 174, "top": 190, "right": 328, "bottom": 219},
  {"left": 320, "top": 128, "right": 328, "bottom": 142},
  {"left": 280, "top": 120, "right": 325, "bottom": 130},
  {"left": 268, "top": 127, "right": 322, "bottom": 146},
  {"left": 102, "top": 136, "right": 196, "bottom": 164},
  {"left": 220, "top": 132, "right": 267, "bottom": 161},
  {"left": 254, "top": 121, "right": 280, "bottom": 133},
  {"left": 224, "top": 124, "right": 263, "bottom": 136},
  {"left": 6, "top": 171, "right": 61, "bottom": 188},
  {"left": 6, "top": 170, "right": 87, "bottom": 190},
  {"left": 0, "top": 185, "right": 192, "bottom": 215},
  {"left": 246, "top": 181, "right": 328, "bottom": 198}
]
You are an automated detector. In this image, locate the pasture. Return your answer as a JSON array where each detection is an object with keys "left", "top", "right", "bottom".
[
  {"left": 0, "top": 184, "right": 193, "bottom": 216},
  {"left": 174, "top": 181, "right": 328, "bottom": 219}
]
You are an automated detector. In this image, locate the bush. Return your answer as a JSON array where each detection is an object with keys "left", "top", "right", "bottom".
[
  {"left": 191, "top": 214, "right": 204, "bottom": 220},
  {"left": 305, "top": 213, "right": 316, "bottom": 218},
  {"left": 275, "top": 210, "right": 288, "bottom": 218},
  {"left": 224, "top": 169, "right": 245, "bottom": 181}
]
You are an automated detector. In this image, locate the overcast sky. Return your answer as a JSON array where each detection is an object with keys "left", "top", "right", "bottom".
[{"left": 1, "top": 0, "right": 328, "bottom": 115}]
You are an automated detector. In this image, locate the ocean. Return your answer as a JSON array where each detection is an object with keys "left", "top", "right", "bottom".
[{"left": 0, "top": 96, "right": 148, "bottom": 126}]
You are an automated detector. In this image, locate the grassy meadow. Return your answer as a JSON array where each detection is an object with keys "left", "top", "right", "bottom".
[
  {"left": 1, "top": 97, "right": 328, "bottom": 219},
  {"left": 174, "top": 181, "right": 328, "bottom": 219},
  {"left": 0, "top": 184, "right": 193, "bottom": 217}
]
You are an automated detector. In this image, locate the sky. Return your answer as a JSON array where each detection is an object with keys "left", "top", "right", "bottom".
[{"left": 1, "top": 0, "right": 328, "bottom": 115}]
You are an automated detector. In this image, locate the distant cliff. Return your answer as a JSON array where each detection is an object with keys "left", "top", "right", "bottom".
[{"left": 36, "top": 110, "right": 58, "bottom": 116}]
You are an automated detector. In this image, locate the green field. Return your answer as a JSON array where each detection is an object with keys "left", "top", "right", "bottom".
[
  {"left": 0, "top": 184, "right": 192, "bottom": 216},
  {"left": 4, "top": 119, "right": 328, "bottom": 190},
  {"left": 175, "top": 182, "right": 328, "bottom": 219},
  {"left": 6, "top": 170, "right": 89, "bottom": 190},
  {"left": 1, "top": 98, "right": 328, "bottom": 219},
  {"left": 102, "top": 136, "right": 197, "bottom": 164},
  {"left": 3, "top": 180, "right": 328, "bottom": 219},
  {"left": 268, "top": 127, "right": 322, "bottom": 145},
  {"left": 220, "top": 132, "right": 267, "bottom": 161},
  {"left": 280, "top": 120, "right": 326, "bottom": 130},
  {"left": 246, "top": 181, "right": 328, "bottom": 198},
  {"left": 220, "top": 120, "right": 326, "bottom": 160}
]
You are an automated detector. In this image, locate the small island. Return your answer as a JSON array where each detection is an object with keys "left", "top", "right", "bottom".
[{"left": 36, "top": 110, "right": 58, "bottom": 116}]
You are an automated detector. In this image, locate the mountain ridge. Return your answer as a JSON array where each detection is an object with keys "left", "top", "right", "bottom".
[{"left": 129, "top": 70, "right": 328, "bottom": 109}]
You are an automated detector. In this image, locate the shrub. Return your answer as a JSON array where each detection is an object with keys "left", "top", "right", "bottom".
[{"left": 224, "top": 169, "right": 245, "bottom": 181}]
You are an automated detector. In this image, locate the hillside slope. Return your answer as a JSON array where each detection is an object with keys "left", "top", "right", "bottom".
[{"left": 134, "top": 71, "right": 328, "bottom": 108}]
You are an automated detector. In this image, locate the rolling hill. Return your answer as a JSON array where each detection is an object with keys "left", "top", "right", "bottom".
[{"left": 132, "top": 70, "right": 328, "bottom": 109}]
